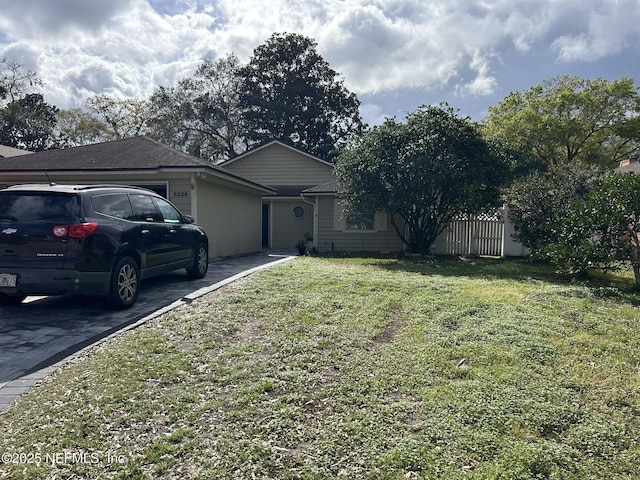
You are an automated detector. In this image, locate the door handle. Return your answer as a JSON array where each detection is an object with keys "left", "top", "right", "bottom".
[{"left": 141, "top": 230, "right": 150, "bottom": 234}]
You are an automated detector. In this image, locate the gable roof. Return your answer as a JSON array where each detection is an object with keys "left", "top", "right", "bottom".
[
  {"left": 0, "top": 145, "right": 33, "bottom": 158},
  {"left": 0, "top": 136, "right": 274, "bottom": 194},
  {"left": 220, "top": 140, "right": 334, "bottom": 168}
]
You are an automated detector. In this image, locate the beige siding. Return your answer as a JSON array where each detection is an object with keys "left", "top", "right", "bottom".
[
  {"left": 315, "top": 196, "right": 405, "bottom": 253},
  {"left": 269, "top": 200, "right": 313, "bottom": 249},
  {"left": 225, "top": 143, "right": 335, "bottom": 186},
  {"left": 196, "top": 178, "right": 262, "bottom": 258}
]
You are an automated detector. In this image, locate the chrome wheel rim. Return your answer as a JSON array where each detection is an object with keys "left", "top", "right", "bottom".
[
  {"left": 197, "top": 247, "right": 208, "bottom": 274},
  {"left": 117, "top": 264, "right": 137, "bottom": 302}
]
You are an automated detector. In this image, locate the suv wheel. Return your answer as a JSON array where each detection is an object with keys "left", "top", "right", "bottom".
[
  {"left": 107, "top": 256, "right": 140, "bottom": 309},
  {"left": 186, "top": 242, "right": 208, "bottom": 279}
]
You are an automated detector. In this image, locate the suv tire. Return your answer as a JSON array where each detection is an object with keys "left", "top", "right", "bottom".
[
  {"left": 186, "top": 242, "right": 208, "bottom": 279},
  {"left": 107, "top": 256, "right": 140, "bottom": 309}
]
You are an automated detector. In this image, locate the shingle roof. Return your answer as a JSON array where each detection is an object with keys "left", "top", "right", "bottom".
[
  {"left": 0, "top": 136, "right": 275, "bottom": 195},
  {"left": 0, "top": 136, "right": 207, "bottom": 171}
]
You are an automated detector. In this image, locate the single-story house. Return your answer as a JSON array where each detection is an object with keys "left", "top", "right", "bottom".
[
  {"left": 220, "top": 141, "right": 405, "bottom": 253},
  {"left": 0, "top": 136, "right": 274, "bottom": 259}
]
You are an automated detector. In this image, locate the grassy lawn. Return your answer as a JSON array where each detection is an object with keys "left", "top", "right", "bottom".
[{"left": 1, "top": 256, "right": 640, "bottom": 479}]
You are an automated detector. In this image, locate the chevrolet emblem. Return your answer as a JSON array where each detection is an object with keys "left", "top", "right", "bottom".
[{"left": 2, "top": 228, "right": 17, "bottom": 234}]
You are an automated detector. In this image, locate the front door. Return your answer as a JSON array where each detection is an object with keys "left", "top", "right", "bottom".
[{"left": 262, "top": 203, "right": 269, "bottom": 247}]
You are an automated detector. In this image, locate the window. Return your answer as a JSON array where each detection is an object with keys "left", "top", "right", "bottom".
[
  {"left": 346, "top": 213, "right": 375, "bottom": 230},
  {"left": 293, "top": 206, "right": 305, "bottom": 218},
  {"left": 0, "top": 193, "right": 80, "bottom": 222},
  {"left": 129, "top": 194, "right": 162, "bottom": 222},
  {"left": 92, "top": 194, "right": 133, "bottom": 220},
  {"left": 333, "top": 199, "right": 387, "bottom": 233},
  {"left": 153, "top": 197, "right": 182, "bottom": 223}
]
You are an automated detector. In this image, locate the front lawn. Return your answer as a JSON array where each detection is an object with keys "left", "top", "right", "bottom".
[{"left": 1, "top": 257, "right": 639, "bottom": 479}]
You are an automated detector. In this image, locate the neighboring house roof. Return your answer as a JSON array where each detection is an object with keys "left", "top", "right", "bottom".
[
  {"left": 0, "top": 145, "right": 33, "bottom": 158},
  {"left": 0, "top": 136, "right": 274, "bottom": 194},
  {"left": 618, "top": 156, "right": 640, "bottom": 173},
  {"left": 220, "top": 140, "right": 335, "bottom": 168}
]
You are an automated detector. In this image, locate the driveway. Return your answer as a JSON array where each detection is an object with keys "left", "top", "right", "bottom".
[{"left": 0, "top": 252, "right": 295, "bottom": 413}]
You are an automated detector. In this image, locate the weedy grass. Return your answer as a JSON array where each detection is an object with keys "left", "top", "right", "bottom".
[{"left": 1, "top": 256, "right": 640, "bottom": 479}]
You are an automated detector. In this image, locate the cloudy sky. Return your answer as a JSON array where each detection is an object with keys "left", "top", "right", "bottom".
[{"left": 0, "top": 0, "right": 639, "bottom": 126}]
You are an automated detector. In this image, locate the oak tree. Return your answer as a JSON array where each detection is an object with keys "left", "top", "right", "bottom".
[{"left": 238, "top": 33, "right": 363, "bottom": 159}]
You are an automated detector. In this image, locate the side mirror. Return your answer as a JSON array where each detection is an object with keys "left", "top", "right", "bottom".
[{"left": 183, "top": 215, "right": 195, "bottom": 224}]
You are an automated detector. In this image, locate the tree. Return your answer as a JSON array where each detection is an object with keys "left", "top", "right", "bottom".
[
  {"left": 503, "top": 164, "right": 600, "bottom": 254},
  {"left": 238, "top": 33, "right": 363, "bottom": 159},
  {"left": 148, "top": 54, "right": 248, "bottom": 162},
  {"left": 85, "top": 94, "right": 150, "bottom": 140},
  {"left": 482, "top": 76, "right": 640, "bottom": 170},
  {"left": 0, "top": 93, "right": 60, "bottom": 151},
  {"left": 55, "top": 108, "right": 106, "bottom": 147},
  {"left": 0, "top": 58, "right": 42, "bottom": 103},
  {"left": 335, "top": 104, "right": 507, "bottom": 254},
  {"left": 544, "top": 172, "right": 640, "bottom": 285}
]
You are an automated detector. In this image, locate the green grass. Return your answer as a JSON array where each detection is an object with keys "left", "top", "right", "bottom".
[{"left": 1, "top": 256, "right": 640, "bottom": 479}]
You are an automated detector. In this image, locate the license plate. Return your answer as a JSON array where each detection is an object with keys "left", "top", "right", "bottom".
[{"left": 0, "top": 273, "right": 17, "bottom": 288}]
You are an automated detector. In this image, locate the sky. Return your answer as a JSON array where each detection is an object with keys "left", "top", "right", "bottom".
[{"left": 0, "top": 0, "right": 639, "bottom": 126}]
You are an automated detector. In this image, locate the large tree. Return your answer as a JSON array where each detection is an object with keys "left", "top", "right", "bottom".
[
  {"left": 0, "top": 93, "right": 60, "bottom": 151},
  {"left": 85, "top": 94, "right": 150, "bottom": 140},
  {"left": 238, "top": 33, "right": 363, "bottom": 159},
  {"left": 148, "top": 54, "right": 248, "bottom": 162},
  {"left": 55, "top": 108, "right": 106, "bottom": 148},
  {"left": 482, "top": 76, "right": 640, "bottom": 170},
  {"left": 335, "top": 104, "right": 507, "bottom": 254}
]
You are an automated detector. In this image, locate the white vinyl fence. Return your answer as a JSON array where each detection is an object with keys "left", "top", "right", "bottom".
[{"left": 432, "top": 205, "right": 528, "bottom": 257}]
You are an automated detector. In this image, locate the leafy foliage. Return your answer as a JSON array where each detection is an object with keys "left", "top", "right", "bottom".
[
  {"left": 483, "top": 75, "right": 640, "bottom": 169},
  {"left": 544, "top": 172, "right": 640, "bottom": 284},
  {"left": 147, "top": 54, "right": 248, "bottom": 162},
  {"left": 238, "top": 33, "right": 363, "bottom": 160},
  {"left": 336, "top": 104, "right": 507, "bottom": 254},
  {"left": 54, "top": 107, "right": 106, "bottom": 147},
  {"left": 85, "top": 94, "right": 150, "bottom": 140},
  {"left": 0, "top": 93, "right": 60, "bottom": 151},
  {"left": 504, "top": 164, "right": 601, "bottom": 253}
]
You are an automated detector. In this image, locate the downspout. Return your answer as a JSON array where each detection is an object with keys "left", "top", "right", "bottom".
[{"left": 302, "top": 195, "right": 318, "bottom": 251}]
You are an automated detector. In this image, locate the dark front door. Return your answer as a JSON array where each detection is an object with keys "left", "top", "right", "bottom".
[{"left": 262, "top": 203, "right": 269, "bottom": 247}]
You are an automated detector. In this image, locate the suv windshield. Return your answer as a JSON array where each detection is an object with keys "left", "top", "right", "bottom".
[{"left": 0, "top": 192, "right": 81, "bottom": 222}]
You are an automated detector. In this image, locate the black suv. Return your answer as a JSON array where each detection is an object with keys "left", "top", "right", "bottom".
[{"left": 0, "top": 184, "right": 209, "bottom": 309}]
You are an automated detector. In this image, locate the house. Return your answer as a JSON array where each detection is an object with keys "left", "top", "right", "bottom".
[
  {"left": 220, "top": 141, "right": 405, "bottom": 253},
  {"left": 0, "top": 136, "right": 274, "bottom": 259}
]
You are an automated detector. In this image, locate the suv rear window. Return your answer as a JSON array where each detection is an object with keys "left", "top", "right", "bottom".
[{"left": 0, "top": 192, "right": 80, "bottom": 222}]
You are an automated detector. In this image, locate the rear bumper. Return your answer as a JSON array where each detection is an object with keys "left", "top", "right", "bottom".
[{"left": 0, "top": 268, "right": 111, "bottom": 296}]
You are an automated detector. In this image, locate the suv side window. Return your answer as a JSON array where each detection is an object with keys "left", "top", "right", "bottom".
[
  {"left": 91, "top": 194, "right": 133, "bottom": 220},
  {"left": 153, "top": 197, "right": 182, "bottom": 224},
  {"left": 129, "top": 194, "right": 162, "bottom": 222}
]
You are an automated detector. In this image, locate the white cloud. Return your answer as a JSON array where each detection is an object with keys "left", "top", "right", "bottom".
[
  {"left": 553, "top": 0, "right": 640, "bottom": 62},
  {"left": 0, "top": 0, "right": 638, "bottom": 124}
]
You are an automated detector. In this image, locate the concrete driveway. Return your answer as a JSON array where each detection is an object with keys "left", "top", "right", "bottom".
[{"left": 0, "top": 252, "right": 295, "bottom": 413}]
